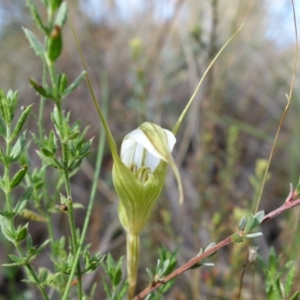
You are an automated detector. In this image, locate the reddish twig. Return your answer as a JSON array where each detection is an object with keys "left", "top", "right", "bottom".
[{"left": 134, "top": 195, "right": 300, "bottom": 299}]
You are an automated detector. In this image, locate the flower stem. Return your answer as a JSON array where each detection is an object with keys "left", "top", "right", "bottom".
[{"left": 127, "top": 233, "right": 140, "bottom": 299}]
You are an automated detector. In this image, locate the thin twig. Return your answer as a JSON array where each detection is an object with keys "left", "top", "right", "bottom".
[{"left": 134, "top": 194, "right": 300, "bottom": 299}]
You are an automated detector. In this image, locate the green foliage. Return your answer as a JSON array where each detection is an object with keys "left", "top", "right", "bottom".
[
  {"left": 232, "top": 210, "right": 264, "bottom": 243},
  {"left": 145, "top": 246, "right": 178, "bottom": 299},
  {"left": 101, "top": 254, "right": 128, "bottom": 300},
  {"left": 259, "top": 248, "right": 299, "bottom": 300}
]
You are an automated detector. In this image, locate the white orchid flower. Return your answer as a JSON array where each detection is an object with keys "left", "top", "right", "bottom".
[
  {"left": 112, "top": 122, "right": 182, "bottom": 235},
  {"left": 92, "top": 28, "right": 241, "bottom": 298}
]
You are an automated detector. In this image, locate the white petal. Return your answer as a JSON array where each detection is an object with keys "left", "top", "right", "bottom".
[{"left": 121, "top": 127, "right": 176, "bottom": 171}]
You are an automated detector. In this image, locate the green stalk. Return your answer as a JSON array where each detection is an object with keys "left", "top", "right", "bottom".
[
  {"left": 55, "top": 100, "right": 83, "bottom": 298},
  {"left": 4, "top": 123, "right": 49, "bottom": 300},
  {"left": 47, "top": 59, "right": 83, "bottom": 296},
  {"left": 127, "top": 233, "right": 140, "bottom": 299},
  {"left": 62, "top": 73, "right": 108, "bottom": 300}
]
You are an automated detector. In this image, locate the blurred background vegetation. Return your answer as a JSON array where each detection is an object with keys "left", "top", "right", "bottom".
[{"left": 0, "top": 0, "right": 300, "bottom": 299}]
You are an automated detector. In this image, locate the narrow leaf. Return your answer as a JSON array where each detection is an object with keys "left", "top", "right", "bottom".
[
  {"left": 23, "top": 28, "right": 45, "bottom": 59},
  {"left": 9, "top": 132, "right": 26, "bottom": 162},
  {"left": 10, "top": 165, "right": 28, "bottom": 189},
  {"left": 285, "top": 266, "right": 296, "bottom": 295},
  {"left": 245, "top": 232, "right": 263, "bottom": 238},
  {"left": 30, "top": 78, "right": 53, "bottom": 99},
  {"left": 0, "top": 117, "right": 5, "bottom": 137},
  {"left": 26, "top": 0, "right": 49, "bottom": 34},
  {"left": 54, "top": 2, "right": 68, "bottom": 28},
  {"left": 0, "top": 148, "right": 7, "bottom": 165},
  {"left": 14, "top": 187, "right": 33, "bottom": 214},
  {"left": 62, "top": 71, "right": 86, "bottom": 98},
  {"left": 11, "top": 105, "right": 33, "bottom": 140}
]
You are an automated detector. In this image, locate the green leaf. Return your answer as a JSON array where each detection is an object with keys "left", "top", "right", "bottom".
[
  {"left": 11, "top": 105, "right": 33, "bottom": 140},
  {"left": 238, "top": 216, "right": 247, "bottom": 230},
  {"left": 54, "top": 2, "right": 68, "bottom": 28},
  {"left": 62, "top": 71, "right": 86, "bottom": 98},
  {"left": 245, "top": 232, "right": 263, "bottom": 238},
  {"left": 254, "top": 210, "right": 265, "bottom": 224},
  {"left": 10, "top": 165, "right": 28, "bottom": 189},
  {"left": 48, "top": 26, "right": 63, "bottom": 61},
  {"left": 244, "top": 214, "right": 255, "bottom": 234},
  {"left": 285, "top": 266, "right": 296, "bottom": 296},
  {"left": 36, "top": 150, "right": 62, "bottom": 169},
  {"left": 16, "top": 224, "right": 29, "bottom": 242},
  {"left": 7, "top": 254, "right": 27, "bottom": 266},
  {"left": 41, "top": 147, "right": 54, "bottom": 157},
  {"left": 57, "top": 73, "right": 68, "bottom": 94},
  {"left": 14, "top": 187, "right": 33, "bottom": 214},
  {"left": 0, "top": 216, "right": 16, "bottom": 243},
  {"left": 113, "top": 268, "right": 122, "bottom": 287},
  {"left": 26, "top": 0, "right": 49, "bottom": 35},
  {"left": 9, "top": 132, "right": 26, "bottom": 162},
  {"left": 23, "top": 28, "right": 45, "bottom": 60},
  {"left": 30, "top": 78, "right": 54, "bottom": 99},
  {"left": 0, "top": 148, "right": 7, "bottom": 165},
  {"left": 7, "top": 90, "right": 18, "bottom": 121},
  {"left": 0, "top": 89, "right": 11, "bottom": 124},
  {"left": 0, "top": 117, "right": 5, "bottom": 137},
  {"left": 51, "top": 0, "right": 63, "bottom": 11}
]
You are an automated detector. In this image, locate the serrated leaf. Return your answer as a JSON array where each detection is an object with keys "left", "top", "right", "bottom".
[
  {"left": 245, "top": 232, "right": 263, "bottom": 238},
  {"left": 62, "top": 71, "right": 86, "bottom": 98},
  {"left": 23, "top": 28, "right": 45, "bottom": 59},
  {"left": 8, "top": 254, "right": 26, "bottom": 265},
  {"left": 54, "top": 2, "right": 68, "bottom": 28},
  {"left": 11, "top": 105, "right": 33, "bottom": 140},
  {"left": 36, "top": 150, "right": 62, "bottom": 169}
]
